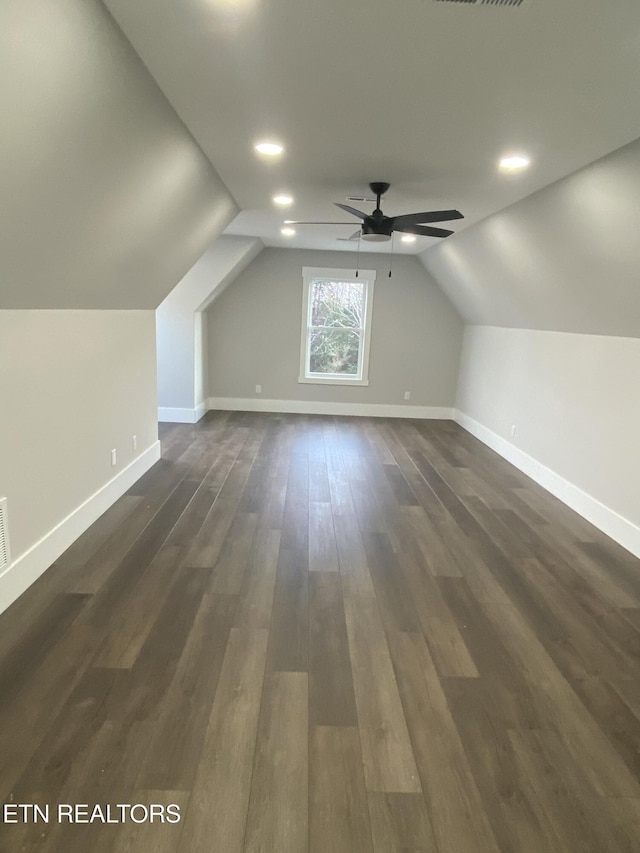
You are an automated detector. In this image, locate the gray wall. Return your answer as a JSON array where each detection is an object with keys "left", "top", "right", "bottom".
[
  {"left": 156, "top": 236, "right": 262, "bottom": 416},
  {"left": 0, "top": 311, "right": 157, "bottom": 564},
  {"left": 207, "top": 248, "right": 463, "bottom": 408},
  {"left": 0, "top": 0, "right": 237, "bottom": 310},
  {"left": 422, "top": 136, "right": 640, "bottom": 337},
  {"left": 0, "top": 0, "right": 236, "bottom": 611},
  {"left": 456, "top": 326, "right": 640, "bottom": 555},
  {"left": 419, "top": 136, "right": 640, "bottom": 556}
]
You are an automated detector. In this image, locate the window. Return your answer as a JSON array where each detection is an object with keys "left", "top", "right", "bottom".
[{"left": 299, "top": 267, "right": 376, "bottom": 386}]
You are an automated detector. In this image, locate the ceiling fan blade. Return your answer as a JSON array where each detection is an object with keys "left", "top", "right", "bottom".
[
  {"left": 283, "top": 220, "right": 358, "bottom": 225},
  {"left": 399, "top": 224, "right": 454, "bottom": 238},
  {"left": 392, "top": 209, "right": 464, "bottom": 228},
  {"left": 335, "top": 203, "right": 367, "bottom": 220}
]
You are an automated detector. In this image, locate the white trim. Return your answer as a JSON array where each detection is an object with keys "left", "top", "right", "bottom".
[
  {"left": 454, "top": 409, "right": 640, "bottom": 560},
  {"left": 158, "top": 404, "right": 206, "bottom": 423},
  {"left": 0, "top": 441, "right": 161, "bottom": 616},
  {"left": 298, "top": 376, "right": 370, "bottom": 387},
  {"left": 208, "top": 397, "right": 453, "bottom": 419}
]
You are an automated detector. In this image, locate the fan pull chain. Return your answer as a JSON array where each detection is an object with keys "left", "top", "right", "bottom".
[
  {"left": 388, "top": 232, "right": 395, "bottom": 278},
  {"left": 355, "top": 231, "right": 361, "bottom": 277}
]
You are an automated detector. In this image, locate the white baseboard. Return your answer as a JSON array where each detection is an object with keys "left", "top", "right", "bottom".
[
  {"left": 0, "top": 441, "right": 161, "bottom": 616},
  {"left": 454, "top": 410, "right": 640, "bottom": 559},
  {"left": 207, "top": 397, "right": 453, "bottom": 420},
  {"left": 158, "top": 404, "right": 206, "bottom": 424}
]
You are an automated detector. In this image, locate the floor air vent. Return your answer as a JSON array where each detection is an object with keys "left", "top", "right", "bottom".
[
  {"left": 0, "top": 498, "right": 11, "bottom": 572},
  {"left": 435, "top": 0, "right": 527, "bottom": 7}
]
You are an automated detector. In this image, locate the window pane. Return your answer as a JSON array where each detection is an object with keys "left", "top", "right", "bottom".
[
  {"left": 310, "top": 280, "right": 365, "bottom": 328},
  {"left": 309, "top": 328, "right": 360, "bottom": 375}
]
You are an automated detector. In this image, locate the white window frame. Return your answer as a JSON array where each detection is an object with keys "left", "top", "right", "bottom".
[{"left": 299, "top": 267, "right": 376, "bottom": 386}]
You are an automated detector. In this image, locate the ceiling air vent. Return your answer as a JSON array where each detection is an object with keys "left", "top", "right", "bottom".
[
  {"left": 435, "top": 0, "right": 527, "bottom": 6},
  {"left": 0, "top": 498, "right": 11, "bottom": 572}
]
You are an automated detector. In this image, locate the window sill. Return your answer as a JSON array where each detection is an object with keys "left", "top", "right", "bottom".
[{"left": 298, "top": 376, "right": 370, "bottom": 387}]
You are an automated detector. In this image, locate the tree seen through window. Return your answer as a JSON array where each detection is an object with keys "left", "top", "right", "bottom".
[{"left": 308, "top": 279, "right": 365, "bottom": 375}]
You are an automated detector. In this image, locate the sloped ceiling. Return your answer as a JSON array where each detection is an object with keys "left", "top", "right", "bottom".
[
  {"left": 104, "top": 0, "right": 640, "bottom": 257},
  {"left": 4, "top": 0, "right": 639, "bottom": 333},
  {"left": 421, "top": 137, "right": 640, "bottom": 337},
  {"left": 0, "top": 0, "right": 238, "bottom": 309}
]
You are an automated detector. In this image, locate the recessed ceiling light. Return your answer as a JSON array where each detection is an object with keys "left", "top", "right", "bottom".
[
  {"left": 280, "top": 227, "right": 295, "bottom": 237},
  {"left": 255, "top": 141, "right": 283, "bottom": 156},
  {"left": 401, "top": 234, "right": 417, "bottom": 243},
  {"left": 273, "top": 194, "right": 293, "bottom": 206},
  {"left": 499, "top": 154, "right": 530, "bottom": 170}
]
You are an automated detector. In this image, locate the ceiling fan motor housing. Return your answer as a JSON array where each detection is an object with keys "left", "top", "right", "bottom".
[{"left": 361, "top": 215, "right": 393, "bottom": 241}]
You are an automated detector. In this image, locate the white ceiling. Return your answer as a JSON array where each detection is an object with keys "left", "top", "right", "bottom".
[{"left": 104, "top": 0, "right": 640, "bottom": 255}]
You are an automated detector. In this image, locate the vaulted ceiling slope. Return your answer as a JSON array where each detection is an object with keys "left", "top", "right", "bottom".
[
  {"left": 0, "top": 0, "right": 237, "bottom": 310},
  {"left": 104, "top": 0, "right": 640, "bottom": 257},
  {"left": 421, "top": 136, "right": 640, "bottom": 338}
]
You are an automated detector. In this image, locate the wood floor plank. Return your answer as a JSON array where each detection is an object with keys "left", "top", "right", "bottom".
[
  {"left": 268, "top": 532, "right": 308, "bottom": 672},
  {"left": 394, "top": 505, "right": 464, "bottom": 578},
  {"left": 457, "top": 548, "right": 640, "bottom": 798},
  {"left": 112, "top": 790, "right": 190, "bottom": 853},
  {"left": 1, "top": 413, "right": 640, "bottom": 852},
  {"left": 367, "top": 792, "right": 437, "bottom": 853},
  {"left": 309, "top": 501, "right": 339, "bottom": 572},
  {"left": 308, "top": 430, "right": 331, "bottom": 503},
  {"left": 443, "top": 676, "right": 560, "bottom": 853},
  {"left": 382, "top": 463, "right": 419, "bottom": 506},
  {"left": 334, "top": 514, "right": 377, "bottom": 601},
  {"left": 210, "top": 511, "right": 259, "bottom": 594},
  {"left": 0, "top": 621, "right": 99, "bottom": 805},
  {"left": 325, "top": 422, "right": 356, "bottom": 517},
  {"left": 74, "top": 478, "right": 203, "bottom": 629},
  {"left": 377, "top": 422, "right": 450, "bottom": 524},
  {"left": 52, "top": 494, "right": 142, "bottom": 579},
  {"left": 233, "top": 527, "right": 281, "bottom": 631},
  {"left": 100, "top": 565, "right": 212, "bottom": 726},
  {"left": 395, "top": 550, "right": 479, "bottom": 678},
  {"left": 243, "top": 672, "right": 308, "bottom": 853},
  {"left": 6, "top": 665, "right": 117, "bottom": 808},
  {"left": 309, "top": 726, "right": 373, "bottom": 853},
  {"left": 309, "top": 572, "right": 358, "bottom": 726},
  {"left": 509, "top": 727, "right": 640, "bottom": 853},
  {"left": 363, "top": 530, "right": 422, "bottom": 633},
  {"left": 343, "top": 591, "right": 421, "bottom": 793},
  {"left": 177, "top": 628, "right": 269, "bottom": 853},
  {"left": 387, "top": 631, "right": 501, "bottom": 853},
  {"left": 135, "top": 592, "right": 238, "bottom": 791},
  {"left": 568, "top": 674, "right": 640, "bottom": 778},
  {"left": 91, "top": 544, "right": 181, "bottom": 669},
  {"left": 267, "top": 453, "right": 309, "bottom": 672},
  {"left": 258, "top": 422, "right": 295, "bottom": 530},
  {"left": 186, "top": 421, "right": 266, "bottom": 568},
  {"left": 0, "top": 592, "right": 88, "bottom": 709},
  {"left": 437, "top": 575, "right": 539, "bottom": 724},
  {"left": 500, "top": 506, "right": 640, "bottom": 609},
  {"left": 66, "top": 496, "right": 162, "bottom": 596}
]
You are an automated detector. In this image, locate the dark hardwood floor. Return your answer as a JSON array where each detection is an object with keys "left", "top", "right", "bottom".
[{"left": 1, "top": 412, "right": 640, "bottom": 852}]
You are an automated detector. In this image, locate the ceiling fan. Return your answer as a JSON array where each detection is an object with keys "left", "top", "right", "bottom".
[{"left": 285, "top": 182, "right": 463, "bottom": 242}]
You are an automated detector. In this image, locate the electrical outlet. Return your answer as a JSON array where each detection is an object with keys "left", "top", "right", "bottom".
[
  {"left": 255, "top": 384, "right": 262, "bottom": 394},
  {"left": 132, "top": 434, "right": 137, "bottom": 451},
  {"left": 511, "top": 424, "right": 517, "bottom": 438},
  {"left": 404, "top": 391, "right": 411, "bottom": 401},
  {"left": 111, "top": 449, "right": 117, "bottom": 466}
]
